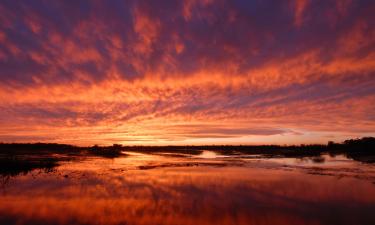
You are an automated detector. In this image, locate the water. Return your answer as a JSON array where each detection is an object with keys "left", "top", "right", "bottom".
[{"left": 1, "top": 151, "right": 375, "bottom": 225}]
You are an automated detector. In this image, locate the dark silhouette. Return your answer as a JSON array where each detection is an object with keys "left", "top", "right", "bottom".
[
  {"left": 0, "top": 155, "right": 59, "bottom": 188},
  {"left": 330, "top": 137, "right": 375, "bottom": 163},
  {"left": 1, "top": 137, "right": 374, "bottom": 157},
  {"left": 0, "top": 137, "right": 374, "bottom": 178},
  {"left": 88, "top": 144, "right": 123, "bottom": 158},
  {"left": 0, "top": 156, "right": 57, "bottom": 177}
]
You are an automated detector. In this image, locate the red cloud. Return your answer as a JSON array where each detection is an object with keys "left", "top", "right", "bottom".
[{"left": 0, "top": 0, "right": 374, "bottom": 145}]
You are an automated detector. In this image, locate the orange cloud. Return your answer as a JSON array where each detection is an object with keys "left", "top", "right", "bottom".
[{"left": 0, "top": 0, "right": 374, "bottom": 145}]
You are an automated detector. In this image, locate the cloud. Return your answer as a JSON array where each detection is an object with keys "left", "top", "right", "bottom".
[
  {"left": 293, "top": 0, "right": 309, "bottom": 27},
  {"left": 0, "top": 0, "right": 374, "bottom": 144}
]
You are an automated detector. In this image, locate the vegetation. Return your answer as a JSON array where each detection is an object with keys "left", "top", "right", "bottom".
[
  {"left": 88, "top": 144, "right": 123, "bottom": 158},
  {"left": 329, "top": 137, "right": 375, "bottom": 163},
  {"left": 1, "top": 137, "right": 374, "bottom": 157},
  {"left": 0, "top": 137, "right": 374, "bottom": 178},
  {"left": 0, "top": 156, "right": 57, "bottom": 177}
]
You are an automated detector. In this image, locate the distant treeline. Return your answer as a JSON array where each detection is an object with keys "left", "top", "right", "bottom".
[
  {"left": 0, "top": 137, "right": 374, "bottom": 178},
  {"left": 0, "top": 137, "right": 374, "bottom": 158},
  {"left": 118, "top": 137, "right": 375, "bottom": 159},
  {"left": 0, "top": 143, "right": 81, "bottom": 155}
]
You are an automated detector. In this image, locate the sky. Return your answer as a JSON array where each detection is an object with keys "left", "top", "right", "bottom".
[{"left": 0, "top": 0, "right": 374, "bottom": 146}]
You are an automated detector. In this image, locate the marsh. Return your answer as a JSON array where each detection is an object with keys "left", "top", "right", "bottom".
[{"left": 0, "top": 148, "right": 374, "bottom": 225}]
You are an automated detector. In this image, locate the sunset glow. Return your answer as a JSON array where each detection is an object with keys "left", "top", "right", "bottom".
[{"left": 0, "top": 0, "right": 374, "bottom": 145}]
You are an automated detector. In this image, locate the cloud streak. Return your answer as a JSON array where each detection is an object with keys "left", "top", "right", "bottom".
[{"left": 0, "top": 0, "right": 374, "bottom": 145}]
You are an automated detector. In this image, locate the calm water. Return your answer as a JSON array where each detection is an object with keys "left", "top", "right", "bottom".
[{"left": 1, "top": 151, "right": 375, "bottom": 225}]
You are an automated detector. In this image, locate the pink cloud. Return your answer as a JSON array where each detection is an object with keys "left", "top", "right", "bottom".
[{"left": 0, "top": 0, "right": 374, "bottom": 145}]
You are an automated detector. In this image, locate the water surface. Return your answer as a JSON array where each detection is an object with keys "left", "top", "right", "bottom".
[{"left": 1, "top": 151, "right": 374, "bottom": 225}]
